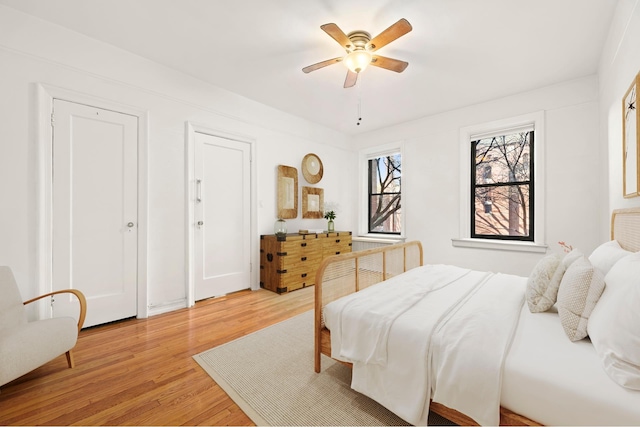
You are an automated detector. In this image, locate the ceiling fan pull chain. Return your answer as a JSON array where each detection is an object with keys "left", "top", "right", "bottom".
[{"left": 356, "top": 75, "right": 363, "bottom": 126}]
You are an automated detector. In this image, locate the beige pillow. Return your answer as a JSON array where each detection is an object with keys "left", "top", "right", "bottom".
[
  {"left": 557, "top": 256, "right": 605, "bottom": 341},
  {"left": 526, "top": 249, "right": 582, "bottom": 313},
  {"left": 526, "top": 253, "right": 562, "bottom": 312}
]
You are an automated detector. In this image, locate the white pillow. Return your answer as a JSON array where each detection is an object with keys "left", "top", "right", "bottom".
[
  {"left": 562, "top": 248, "right": 584, "bottom": 267},
  {"left": 588, "top": 252, "right": 640, "bottom": 390},
  {"left": 588, "top": 240, "right": 632, "bottom": 276},
  {"left": 557, "top": 256, "right": 605, "bottom": 341}
]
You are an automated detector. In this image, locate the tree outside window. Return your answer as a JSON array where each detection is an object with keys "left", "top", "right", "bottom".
[
  {"left": 368, "top": 154, "right": 401, "bottom": 234},
  {"left": 471, "top": 131, "right": 533, "bottom": 240}
]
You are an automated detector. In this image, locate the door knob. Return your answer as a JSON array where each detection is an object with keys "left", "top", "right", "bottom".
[
  {"left": 197, "top": 220, "right": 204, "bottom": 228},
  {"left": 127, "top": 222, "right": 135, "bottom": 228}
]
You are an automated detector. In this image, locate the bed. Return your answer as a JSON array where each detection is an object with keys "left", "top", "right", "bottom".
[{"left": 314, "top": 208, "right": 640, "bottom": 426}]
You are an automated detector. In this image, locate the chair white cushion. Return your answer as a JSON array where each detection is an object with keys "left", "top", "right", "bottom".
[
  {"left": 588, "top": 252, "right": 640, "bottom": 390},
  {"left": 0, "top": 317, "right": 77, "bottom": 386},
  {"left": 557, "top": 256, "right": 605, "bottom": 341},
  {"left": 0, "top": 265, "right": 81, "bottom": 387},
  {"left": 0, "top": 267, "right": 28, "bottom": 331}
]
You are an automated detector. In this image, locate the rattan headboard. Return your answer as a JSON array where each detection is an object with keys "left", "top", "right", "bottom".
[{"left": 611, "top": 208, "right": 640, "bottom": 252}]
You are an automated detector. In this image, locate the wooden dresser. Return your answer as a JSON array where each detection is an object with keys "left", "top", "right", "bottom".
[{"left": 260, "top": 231, "right": 352, "bottom": 293}]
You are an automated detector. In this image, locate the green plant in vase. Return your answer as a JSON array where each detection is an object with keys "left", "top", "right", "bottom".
[{"left": 324, "top": 210, "right": 336, "bottom": 232}]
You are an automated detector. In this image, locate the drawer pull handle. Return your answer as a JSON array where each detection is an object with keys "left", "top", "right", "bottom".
[
  {"left": 301, "top": 243, "right": 307, "bottom": 247},
  {"left": 336, "top": 239, "right": 341, "bottom": 243},
  {"left": 335, "top": 251, "right": 340, "bottom": 255},
  {"left": 301, "top": 273, "right": 307, "bottom": 278},
  {"left": 301, "top": 257, "right": 307, "bottom": 261}
]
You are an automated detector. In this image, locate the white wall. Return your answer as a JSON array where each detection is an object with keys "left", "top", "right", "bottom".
[
  {"left": 352, "top": 77, "right": 603, "bottom": 276},
  {"left": 3, "top": 2, "right": 636, "bottom": 314},
  {"left": 599, "top": 0, "right": 640, "bottom": 223},
  {"left": 0, "top": 5, "right": 355, "bottom": 312}
]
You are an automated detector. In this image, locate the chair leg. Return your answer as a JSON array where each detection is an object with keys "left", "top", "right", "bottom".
[{"left": 65, "top": 350, "right": 75, "bottom": 368}]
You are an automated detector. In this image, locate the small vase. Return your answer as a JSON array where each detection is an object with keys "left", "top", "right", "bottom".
[
  {"left": 274, "top": 218, "right": 287, "bottom": 237},
  {"left": 327, "top": 219, "right": 335, "bottom": 232}
]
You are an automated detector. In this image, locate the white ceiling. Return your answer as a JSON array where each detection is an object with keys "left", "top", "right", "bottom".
[{"left": 0, "top": 0, "right": 618, "bottom": 135}]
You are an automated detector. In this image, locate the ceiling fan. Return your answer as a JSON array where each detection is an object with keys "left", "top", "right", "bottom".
[{"left": 302, "top": 18, "right": 412, "bottom": 88}]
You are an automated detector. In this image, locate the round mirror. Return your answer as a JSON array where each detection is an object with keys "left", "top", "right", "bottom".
[{"left": 302, "top": 153, "right": 323, "bottom": 184}]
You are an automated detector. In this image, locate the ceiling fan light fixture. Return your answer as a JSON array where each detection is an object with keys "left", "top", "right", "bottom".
[{"left": 344, "top": 49, "right": 372, "bottom": 74}]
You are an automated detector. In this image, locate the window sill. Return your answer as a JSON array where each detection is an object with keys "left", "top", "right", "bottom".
[
  {"left": 451, "top": 238, "right": 548, "bottom": 253},
  {"left": 354, "top": 235, "right": 405, "bottom": 244}
]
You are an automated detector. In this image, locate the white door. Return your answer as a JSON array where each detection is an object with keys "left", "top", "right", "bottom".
[
  {"left": 52, "top": 99, "right": 138, "bottom": 327},
  {"left": 194, "top": 132, "right": 251, "bottom": 300}
]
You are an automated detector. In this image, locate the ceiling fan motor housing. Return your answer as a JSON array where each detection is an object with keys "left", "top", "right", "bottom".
[{"left": 346, "top": 31, "right": 372, "bottom": 52}]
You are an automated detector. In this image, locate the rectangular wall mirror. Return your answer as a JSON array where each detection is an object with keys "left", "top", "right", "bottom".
[
  {"left": 277, "top": 165, "right": 298, "bottom": 218},
  {"left": 302, "top": 186, "right": 324, "bottom": 219},
  {"left": 623, "top": 71, "right": 639, "bottom": 198}
]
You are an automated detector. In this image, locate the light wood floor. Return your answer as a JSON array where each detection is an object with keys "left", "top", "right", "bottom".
[{"left": 0, "top": 286, "right": 315, "bottom": 426}]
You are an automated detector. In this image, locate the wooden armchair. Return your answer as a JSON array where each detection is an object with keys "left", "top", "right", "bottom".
[{"left": 0, "top": 266, "right": 87, "bottom": 387}]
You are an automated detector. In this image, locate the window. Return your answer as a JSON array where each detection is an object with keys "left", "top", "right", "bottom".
[
  {"left": 368, "top": 154, "right": 402, "bottom": 234},
  {"left": 359, "top": 142, "right": 404, "bottom": 237},
  {"left": 471, "top": 130, "right": 534, "bottom": 240},
  {"left": 454, "top": 112, "right": 545, "bottom": 252}
]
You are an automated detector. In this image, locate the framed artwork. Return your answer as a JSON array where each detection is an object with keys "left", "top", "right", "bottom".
[
  {"left": 302, "top": 186, "right": 324, "bottom": 219},
  {"left": 623, "top": 71, "right": 639, "bottom": 198},
  {"left": 277, "top": 165, "right": 298, "bottom": 219},
  {"left": 301, "top": 153, "right": 323, "bottom": 184}
]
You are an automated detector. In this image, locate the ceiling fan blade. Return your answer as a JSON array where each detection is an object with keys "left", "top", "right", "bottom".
[
  {"left": 370, "top": 55, "right": 409, "bottom": 73},
  {"left": 367, "top": 18, "right": 412, "bottom": 52},
  {"left": 344, "top": 70, "right": 358, "bottom": 88},
  {"left": 302, "top": 57, "right": 343, "bottom": 73},
  {"left": 320, "top": 23, "right": 353, "bottom": 50}
]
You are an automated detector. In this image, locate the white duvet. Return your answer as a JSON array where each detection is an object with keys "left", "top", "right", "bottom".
[{"left": 324, "top": 264, "right": 525, "bottom": 426}]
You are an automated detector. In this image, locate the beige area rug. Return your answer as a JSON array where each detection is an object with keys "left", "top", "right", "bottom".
[{"left": 194, "top": 310, "right": 456, "bottom": 426}]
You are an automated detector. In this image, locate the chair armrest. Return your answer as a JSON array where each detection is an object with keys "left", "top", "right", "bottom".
[{"left": 23, "top": 289, "right": 87, "bottom": 332}]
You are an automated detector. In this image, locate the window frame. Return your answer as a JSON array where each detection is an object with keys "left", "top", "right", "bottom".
[
  {"left": 359, "top": 142, "right": 405, "bottom": 238},
  {"left": 453, "top": 112, "right": 547, "bottom": 253},
  {"left": 470, "top": 128, "right": 535, "bottom": 241}
]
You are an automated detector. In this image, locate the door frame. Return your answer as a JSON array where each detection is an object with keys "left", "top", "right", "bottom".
[
  {"left": 35, "top": 83, "right": 149, "bottom": 320},
  {"left": 185, "top": 122, "right": 258, "bottom": 307}
]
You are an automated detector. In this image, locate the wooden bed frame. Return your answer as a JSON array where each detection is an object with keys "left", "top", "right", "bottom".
[
  {"left": 314, "top": 240, "right": 424, "bottom": 376},
  {"left": 314, "top": 208, "right": 640, "bottom": 426}
]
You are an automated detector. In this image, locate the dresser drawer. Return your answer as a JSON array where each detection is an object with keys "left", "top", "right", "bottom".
[
  {"left": 322, "top": 235, "right": 352, "bottom": 257},
  {"left": 264, "top": 245, "right": 322, "bottom": 270},
  {"left": 278, "top": 268, "right": 315, "bottom": 292},
  {"left": 278, "top": 238, "right": 319, "bottom": 254},
  {"left": 275, "top": 252, "right": 321, "bottom": 271}
]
